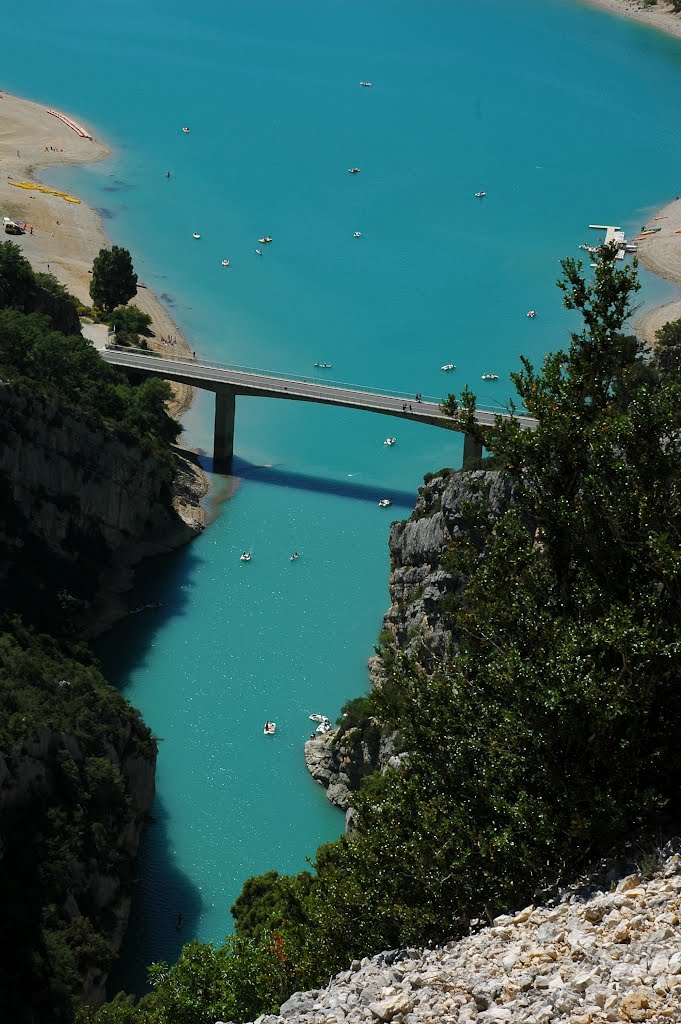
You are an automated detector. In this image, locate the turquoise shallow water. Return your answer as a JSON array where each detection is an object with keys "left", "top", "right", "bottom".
[{"left": 3, "top": 0, "right": 681, "bottom": 993}]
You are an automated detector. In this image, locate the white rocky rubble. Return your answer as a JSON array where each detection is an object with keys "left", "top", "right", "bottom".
[{"left": 240, "top": 854, "right": 681, "bottom": 1024}]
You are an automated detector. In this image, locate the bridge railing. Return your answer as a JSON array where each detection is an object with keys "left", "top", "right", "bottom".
[{"left": 104, "top": 344, "right": 519, "bottom": 416}]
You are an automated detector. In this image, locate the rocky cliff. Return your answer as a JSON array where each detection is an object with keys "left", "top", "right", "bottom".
[
  {"left": 245, "top": 850, "right": 681, "bottom": 1024},
  {"left": 306, "top": 469, "right": 514, "bottom": 813},
  {"left": 0, "top": 378, "right": 202, "bottom": 633},
  {"left": 0, "top": 721, "right": 156, "bottom": 1005}
]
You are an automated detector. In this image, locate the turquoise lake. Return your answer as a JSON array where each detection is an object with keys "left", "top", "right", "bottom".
[{"left": 3, "top": 0, "right": 681, "bottom": 994}]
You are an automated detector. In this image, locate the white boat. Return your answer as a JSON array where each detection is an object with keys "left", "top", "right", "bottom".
[
  {"left": 348, "top": 167, "right": 361, "bottom": 174},
  {"left": 182, "top": 127, "right": 190, "bottom": 133},
  {"left": 354, "top": 231, "right": 362, "bottom": 238},
  {"left": 240, "top": 552, "right": 252, "bottom": 562},
  {"left": 309, "top": 714, "right": 329, "bottom": 723},
  {"left": 192, "top": 232, "right": 201, "bottom": 239},
  {"left": 378, "top": 498, "right": 392, "bottom": 508},
  {"left": 255, "top": 249, "right": 262, "bottom": 255},
  {"left": 526, "top": 309, "right": 537, "bottom": 318},
  {"left": 221, "top": 259, "right": 230, "bottom": 266},
  {"left": 258, "top": 236, "right": 273, "bottom": 244},
  {"left": 290, "top": 552, "right": 299, "bottom": 561},
  {"left": 475, "top": 191, "right": 486, "bottom": 198},
  {"left": 359, "top": 82, "right": 373, "bottom": 87},
  {"left": 481, "top": 373, "right": 499, "bottom": 381},
  {"left": 263, "top": 721, "right": 276, "bottom": 735},
  {"left": 383, "top": 437, "right": 396, "bottom": 446},
  {"left": 316, "top": 721, "right": 332, "bottom": 734},
  {"left": 314, "top": 362, "right": 332, "bottom": 368},
  {"left": 441, "top": 363, "right": 456, "bottom": 371}
]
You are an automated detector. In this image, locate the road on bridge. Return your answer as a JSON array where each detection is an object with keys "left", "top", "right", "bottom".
[{"left": 100, "top": 347, "right": 538, "bottom": 433}]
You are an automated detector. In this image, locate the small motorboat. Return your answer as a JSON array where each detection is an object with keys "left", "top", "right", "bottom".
[
  {"left": 182, "top": 127, "right": 190, "bottom": 133},
  {"left": 240, "top": 552, "right": 252, "bottom": 562},
  {"left": 359, "top": 82, "right": 373, "bottom": 87},
  {"left": 290, "top": 552, "right": 299, "bottom": 561},
  {"left": 481, "top": 373, "right": 499, "bottom": 381},
  {"left": 221, "top": 259, "right": 230, "bottom": 266},
  {"left": 192, "top": 232, "right": 201, "bottom": 239},
  {"left": 378, "top": 498, "right": 392, "bottom": 508},
  {"left": 348, "top": 167, "right": 361, "bottom": 174},
  {"left": 475, "top": 191, "right": 486, "bottom": 198},
  {"left": 354, "top": 231, "right": 362, "bottom": 238},
  {"left": 527, "top": 309, "right": 537, "bottom": 318},
  {"left": 314, "top": 362, "right": 332, "bottom": 369},
  {"left": 263, "top": 721, "right": 276, "bottom": 736},
  {"left": 309, "top": 714, "right": 329, "bottom": 723},
  {"left": 384, "top": 437, "right": 396, "bottom": 446},
  {"left": 175, "top": 913, "right": 184, "bottom": 931},
  {"left": 258, "top": 236, "right": 273, "bottom": 244},
  {"left": 441, "top": 363, "right": 456, "bottom": 371}
]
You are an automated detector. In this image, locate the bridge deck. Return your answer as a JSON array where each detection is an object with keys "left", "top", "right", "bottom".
[{"left": 100, "top": 347, "right": 537, "bottom": 432}]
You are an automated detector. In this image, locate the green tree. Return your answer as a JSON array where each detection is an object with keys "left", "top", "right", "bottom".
[
  {"left": 90, "top": 247, "right": 681, "bottom": 1023},
  {"left": 0, "top": 240, "right": 36, "bottom": 310},
  {"left": 654, "top": 316, "right": 681, "bottom": 381},
  {"left": 89, "top": 246, "right": 138, "bottom": 314}
]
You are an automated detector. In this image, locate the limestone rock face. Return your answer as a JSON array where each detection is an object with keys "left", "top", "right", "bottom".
[
  {"left": 307, "top": 470, "right": 514, "bottom": 813},
  {"left": 240, "top": 854, "right": 681, "bottom": 1024},
  {"left": 0, "top": 379, "right": 202, "bottom": 631},
  {"left": 305, "top": 726, "right": 390, "bottom": 813},
  {"left": 385, "top": 469, "right": 514, "bottom": 664}
]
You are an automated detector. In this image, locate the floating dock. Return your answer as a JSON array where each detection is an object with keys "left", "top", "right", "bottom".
[{"left": 588, "top": 224, "right": 626, "bottom": 259}]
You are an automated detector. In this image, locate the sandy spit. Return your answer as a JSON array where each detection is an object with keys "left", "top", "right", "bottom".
[
  {"left": 576, "top": 0, "right": 681, "bottom": 41},
  {"left": 0, "top": 89, "right": 196, "bottom": 418}
]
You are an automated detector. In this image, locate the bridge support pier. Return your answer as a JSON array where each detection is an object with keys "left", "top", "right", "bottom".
[
  {"left": 463, "top": 430, "right": 483, "bottom": 469},
  {"left": 214, "top": 388, "right": 236, "bottom": 473}
]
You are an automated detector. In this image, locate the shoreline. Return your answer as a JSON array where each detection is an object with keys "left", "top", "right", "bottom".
[
  {"left": 0, "top": 90, "right": 198, "bottom": 420},
  {"left": 631, "top": 196, "right": 681, "bottom": 347},
  {"left": 576, "top": 0, "right": 681, "bottom": 41},
  {"left": 0, "top": 89, "right": 211, "bottom": 630}
]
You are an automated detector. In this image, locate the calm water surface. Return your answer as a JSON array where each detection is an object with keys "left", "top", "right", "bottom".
[{"left": 3, "top": 0, "right": 681, "bottom": 992}]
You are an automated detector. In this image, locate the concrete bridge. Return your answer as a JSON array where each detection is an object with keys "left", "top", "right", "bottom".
[{"left": 100, "top": 346, "right": 537, "bottom": 472}]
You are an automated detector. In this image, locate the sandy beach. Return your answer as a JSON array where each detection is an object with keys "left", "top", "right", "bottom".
[
  {"left": 0, "top": 90, "right": 196, "bottom": 418},
  {"left": 577, "top": 0, "right": 681, "bottom": 41},
  {"left": 631, "top": 197, "right": 681, "bottom": 346}
]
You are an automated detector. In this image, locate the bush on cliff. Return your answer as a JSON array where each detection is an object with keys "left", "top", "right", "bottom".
[
  {"left": 0, "top": 616, "right": 156, "bottom": 1024},
  {"left": 90, "top": 246, "right": 138, "bottom": 315},
  {"left": 0, "top": 307, "right": 181, "bottom": 453},
  {"left": 91, "top": 247, "right": 681, "bottom": 1021},
  {"left": 0, "top": 244, "right": 180, "bottom": 454}
]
